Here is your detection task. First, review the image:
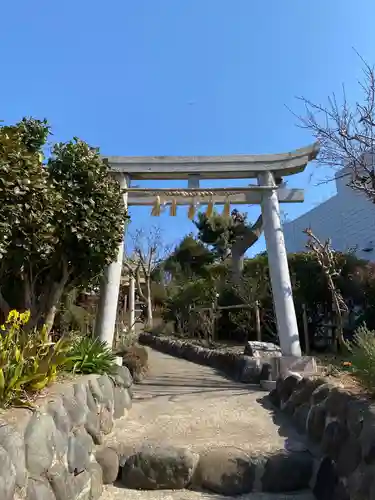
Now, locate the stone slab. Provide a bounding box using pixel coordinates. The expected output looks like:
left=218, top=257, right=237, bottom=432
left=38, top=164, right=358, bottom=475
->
left=244, top=341, right=282, bottom=358
left=276, top=357, right=318, bottom=377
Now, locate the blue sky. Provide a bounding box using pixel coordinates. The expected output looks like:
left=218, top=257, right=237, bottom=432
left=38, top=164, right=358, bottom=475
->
left=1, top=0, right=375, bottom=255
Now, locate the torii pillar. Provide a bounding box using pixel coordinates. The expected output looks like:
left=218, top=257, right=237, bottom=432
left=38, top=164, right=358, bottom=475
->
left=95, top=174, right=129, bottom=347
left=258, top=171, right=301, bottom=357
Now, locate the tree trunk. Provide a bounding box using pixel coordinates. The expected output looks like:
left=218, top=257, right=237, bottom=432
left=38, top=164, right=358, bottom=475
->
left=231, top=252, right=245, bottom=284
left=146, top=277, right=153, bottom=328
left=0, top=289, right=10, bottom=323
left=29, top=261, right=70, bottom=334
left=231, top=215, right=263, bottom=282
left=44, top=274, right=70, bottom=333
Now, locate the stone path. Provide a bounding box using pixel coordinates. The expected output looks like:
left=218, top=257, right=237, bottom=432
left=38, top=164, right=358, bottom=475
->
left=102, top=348, right=314, bottom=500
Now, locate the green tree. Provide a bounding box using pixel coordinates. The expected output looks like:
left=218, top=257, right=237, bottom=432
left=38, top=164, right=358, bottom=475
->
left=194, top=209, right=264, bottom=281
left=0, top=118, right=127, bottom=330
left=194, top=209, right=247, bottom=259
left=163, top=234, right=215, bottom=279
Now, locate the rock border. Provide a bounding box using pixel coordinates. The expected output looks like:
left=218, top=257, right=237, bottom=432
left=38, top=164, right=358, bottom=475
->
left=139, top=333, right=266, bottom=384
left=94, top=442, right=314, bottom=495
left=0, top=365, right=133, bottom=500
left=270, top=374, right=375, bottom=499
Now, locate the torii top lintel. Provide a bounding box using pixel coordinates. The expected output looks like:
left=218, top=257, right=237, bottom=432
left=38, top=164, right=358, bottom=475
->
left=104, top=142, right=319, bottom=181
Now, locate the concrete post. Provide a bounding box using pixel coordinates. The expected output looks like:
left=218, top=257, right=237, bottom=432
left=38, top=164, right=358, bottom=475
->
left=258, top=171, right=301, bottom=357
left=129, top=275, right=135, bottom=334
left=96, top=174, right=129, bottom=347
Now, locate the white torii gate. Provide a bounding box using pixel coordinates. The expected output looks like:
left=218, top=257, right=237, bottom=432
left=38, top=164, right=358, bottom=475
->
left=95, top=143, right=319, bottom=357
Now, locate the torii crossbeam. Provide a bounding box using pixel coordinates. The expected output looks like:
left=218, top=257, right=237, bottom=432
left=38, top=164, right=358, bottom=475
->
left=96, top=143, right=319, bottom=357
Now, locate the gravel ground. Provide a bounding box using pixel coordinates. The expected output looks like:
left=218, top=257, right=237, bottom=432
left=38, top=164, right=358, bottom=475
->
left=101, top=486, right=315, bottom=500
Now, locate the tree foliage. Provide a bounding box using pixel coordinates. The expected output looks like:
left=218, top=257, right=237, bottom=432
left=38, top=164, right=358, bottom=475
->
left=161, top=236, right=375, bottom=349
left=194, top=209, right=249, bottom=259
left=0, top=117, right=128, bottom=329
left=163, top=234, right=215, bottom=279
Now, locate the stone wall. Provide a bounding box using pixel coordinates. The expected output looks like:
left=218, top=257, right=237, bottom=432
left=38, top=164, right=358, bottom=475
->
left=271, top=374, right=375, bottom=499
left=0, top=365, right=133, bottom=500
left=139, top=333, right=266, bottom=383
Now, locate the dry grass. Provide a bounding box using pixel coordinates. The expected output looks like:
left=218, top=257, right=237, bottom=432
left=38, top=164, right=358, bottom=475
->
left=119, top=344, right=149, bottom=382
left=316, top=353, right=371, bottom=397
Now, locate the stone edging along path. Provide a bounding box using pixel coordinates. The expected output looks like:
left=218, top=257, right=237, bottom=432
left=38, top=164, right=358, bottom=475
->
left=138, top=332, right=265, bottom=383
left=0, top=365, right=133, bottom=500
left=273, top=373, right=375, bottom=500
left=138, top=333, right=375, bottom=499
left=131, top=333, right=315, bottom=496
left=104, top=442, right=314, bottom=495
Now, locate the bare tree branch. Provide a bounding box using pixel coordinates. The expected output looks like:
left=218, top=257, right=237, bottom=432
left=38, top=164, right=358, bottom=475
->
left=295, top=55, right=375, bottom=201
left=303, top=228, right=348, bottom=351
left=123, top=226, right=171, bottom=328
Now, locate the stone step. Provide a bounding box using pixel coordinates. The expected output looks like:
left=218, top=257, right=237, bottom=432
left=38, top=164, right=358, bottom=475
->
left=97, top=442, right=315, bottom=497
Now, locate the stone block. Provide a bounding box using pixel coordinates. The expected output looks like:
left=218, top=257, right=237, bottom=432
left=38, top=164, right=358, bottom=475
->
left=261, top=450, right=313, bottom=493
left=88, top=462, right=103, bottom=500
left=0, top=445, right=16, bottom=500
left=95, top=446, right=119, bottom=484
left=26, top=477, right=56, bottom=500
left=0, top=422, right=28, bottom=489
left=312, top=456, right=338, bottom=500
left=192, top=446, right=257, bottom=495
left=311, top=382, right=334, bottom=406
left=67, top=432, right=91, bottom=475
left=278, top=374, right=301, bottom=403
left=321, top=421, right=349, bottom=461
left=244, top=341, right=281, bottom=358
left=47, top=461, right=75, bottom=500
left=112, top=366, right=133, bottom=389
left=293, top=403, right=310, bottom=434
left=276, top=356, right=318, bottom=377
left=121, top=444, right=199, bottom=490
left=24, top=412, right=58, bottom=476
left=307, top=403, right=327, bottom=442
left=290, top=378, right=324, bottom=406
left=336, top=435, right=362, bottom=477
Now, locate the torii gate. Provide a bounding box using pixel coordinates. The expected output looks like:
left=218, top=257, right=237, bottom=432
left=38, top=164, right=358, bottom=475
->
left=95, top=143, right=319, bottom=357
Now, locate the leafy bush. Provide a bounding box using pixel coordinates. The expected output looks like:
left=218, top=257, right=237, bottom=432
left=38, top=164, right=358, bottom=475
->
left=119, top=345, right=149, bottom=382
left=0, top=118, right=128, bottom=331
left=64, top=337, right=117, bottom=375
left=162, top=278, right=216, bottom=331
left=350, top=324, right=375, bottom=393
left=0, top=310, right=70, bottom=408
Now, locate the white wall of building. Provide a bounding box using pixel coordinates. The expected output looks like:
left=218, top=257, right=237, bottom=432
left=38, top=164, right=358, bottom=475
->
left=283, top=169, right=375, bottom=261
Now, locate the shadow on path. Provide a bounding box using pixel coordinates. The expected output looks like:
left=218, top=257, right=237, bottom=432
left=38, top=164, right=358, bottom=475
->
left=256, top=394, right=312, bottom=452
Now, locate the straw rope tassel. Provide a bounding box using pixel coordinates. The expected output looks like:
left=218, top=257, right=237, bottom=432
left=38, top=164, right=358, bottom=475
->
left=205, top=197, right=214, bottom=218
left=188, top=199, right=196, bottom=220
left=170, top=198, right=177, bottom=216
left=222, top=196, right=231, bottom=217
left=151, top=195, right=161, bottom=216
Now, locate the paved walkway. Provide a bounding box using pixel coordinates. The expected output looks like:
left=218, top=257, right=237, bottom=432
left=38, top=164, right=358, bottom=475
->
left=102, top=348, right=314, bottom=500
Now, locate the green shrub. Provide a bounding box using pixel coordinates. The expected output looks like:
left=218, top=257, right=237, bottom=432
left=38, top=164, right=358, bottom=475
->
left=350, top=324, right=375, bottom=393
left=0, top=310, right=70, bottom=408
left=119, top=345, right=149, bottom=382
left=162, top=278, right=217, bottom=334
left=64, top=337, right=117, bottom=375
